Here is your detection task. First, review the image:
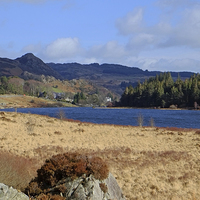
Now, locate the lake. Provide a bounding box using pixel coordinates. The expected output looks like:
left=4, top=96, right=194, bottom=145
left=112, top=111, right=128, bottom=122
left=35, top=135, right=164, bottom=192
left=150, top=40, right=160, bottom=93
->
left=1, top=107, right=200, bottom=129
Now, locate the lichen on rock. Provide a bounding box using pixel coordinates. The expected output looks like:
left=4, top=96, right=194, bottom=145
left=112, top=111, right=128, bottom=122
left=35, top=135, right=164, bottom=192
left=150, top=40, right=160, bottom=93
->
left=0, top=183, right=29, bottom=200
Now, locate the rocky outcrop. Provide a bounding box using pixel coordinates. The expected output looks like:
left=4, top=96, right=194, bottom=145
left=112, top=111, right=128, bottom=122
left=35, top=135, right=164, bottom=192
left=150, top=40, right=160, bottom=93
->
left=26, top=152, right=126, bottom=200
left=0, top=183, right=29, bottom=200
left=30, top=173, right=125, bottom=200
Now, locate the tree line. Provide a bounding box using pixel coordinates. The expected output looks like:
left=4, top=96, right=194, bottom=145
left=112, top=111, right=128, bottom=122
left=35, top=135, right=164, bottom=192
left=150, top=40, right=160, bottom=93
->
left=120, top=72, right=200, bottom=108
left=0, top=76, right=23, bottom=95
left=0, top=76, right=116, bottom=106
left=0, top=76, right=53, bottom=98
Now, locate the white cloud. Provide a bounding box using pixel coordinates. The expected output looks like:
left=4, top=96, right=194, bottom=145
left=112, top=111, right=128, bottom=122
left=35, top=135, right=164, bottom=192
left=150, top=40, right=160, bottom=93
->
left=0, top=46, right=21, bottom=60
left=42, top=37, right=82, bottom=62
left=157, top=6, right=200, bottom=48
left=150, top=22, right=172, bottom=36
left=115, top=1, right=200, bottom=57
left=116, top=8, right=144, bottom=35
left=82, top=57, right=99, bottom=64
left=2, top=0, right=199, bottom=73
left=39, top=39, right=130, bottom=64
left=87, top=41, right=127, bottom=63
left=127, top=33, right=156, bottom=51
left=133, top=58, right=200, bottom=72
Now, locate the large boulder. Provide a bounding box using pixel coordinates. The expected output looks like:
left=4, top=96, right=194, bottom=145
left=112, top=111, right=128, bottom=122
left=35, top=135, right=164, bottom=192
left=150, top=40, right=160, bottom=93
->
left=33, top=173, right=125, bottom=200
left=0, top=183, right=29, bottom=200
left=26, top=152, right=126, bottom=200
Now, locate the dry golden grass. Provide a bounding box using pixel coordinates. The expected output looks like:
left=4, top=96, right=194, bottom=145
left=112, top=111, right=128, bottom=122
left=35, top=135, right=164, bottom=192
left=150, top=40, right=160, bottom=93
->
left=0, top=151, right=39, bottom=191
left=0, top=112, right=200, bottom=199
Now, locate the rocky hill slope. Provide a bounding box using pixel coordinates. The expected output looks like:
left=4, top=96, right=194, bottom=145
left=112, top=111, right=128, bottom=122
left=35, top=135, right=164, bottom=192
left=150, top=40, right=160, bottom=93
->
left=47, top=62, right=196, bottom=96
left=0, top=53, right=196, bottom=96
left=0, top=53, right=62, bottom=79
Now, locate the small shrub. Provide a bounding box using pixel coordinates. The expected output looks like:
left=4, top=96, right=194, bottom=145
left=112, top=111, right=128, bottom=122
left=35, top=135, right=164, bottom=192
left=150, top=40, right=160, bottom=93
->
left=30, top=99, right=35, bottom=103
left=56, top=109, right=65, bottom=120
left=169, top=104, right=177, bottom=109
left=195, top=130, right=200, bottom=135
left=26, top=152, right=109, bottom=197
left=26, top=117, right=35, bottom=134
left=54, top=131, right=62, bottom=135
left=149, top=117, right=155, bottom=127
left=137, top=113, right=143, bottom=127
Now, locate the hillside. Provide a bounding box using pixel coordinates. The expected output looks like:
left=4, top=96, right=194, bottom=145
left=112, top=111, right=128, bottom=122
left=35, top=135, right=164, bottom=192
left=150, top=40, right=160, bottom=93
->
left=0, top=53, right=62, bottom=79
left=48, top=62, right=195, bottom=96
left=0, top=53, right=196, bottom=98
left=0, top=94, right=75, bottom=109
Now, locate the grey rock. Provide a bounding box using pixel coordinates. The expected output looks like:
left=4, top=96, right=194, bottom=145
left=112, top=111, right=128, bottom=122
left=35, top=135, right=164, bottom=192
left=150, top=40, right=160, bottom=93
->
left=105, top=172, right=125, bottom=199
left=0, top=183, right=29, bottom=200
left=48, top=173, right=126, bottom=200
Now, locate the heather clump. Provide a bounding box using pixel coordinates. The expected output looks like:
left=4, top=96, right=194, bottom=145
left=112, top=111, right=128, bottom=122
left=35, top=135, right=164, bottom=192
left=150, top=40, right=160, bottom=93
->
left=25, top=152, right=109, bottom=198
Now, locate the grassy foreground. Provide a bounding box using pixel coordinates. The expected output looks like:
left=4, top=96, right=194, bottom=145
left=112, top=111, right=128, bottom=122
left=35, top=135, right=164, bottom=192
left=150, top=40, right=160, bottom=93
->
left=0, top=111, right=200, bottom=200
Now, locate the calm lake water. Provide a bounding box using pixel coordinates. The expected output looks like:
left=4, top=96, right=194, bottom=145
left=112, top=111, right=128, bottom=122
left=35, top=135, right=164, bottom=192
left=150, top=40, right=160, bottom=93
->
left=1, top=107, right=200, bottom=129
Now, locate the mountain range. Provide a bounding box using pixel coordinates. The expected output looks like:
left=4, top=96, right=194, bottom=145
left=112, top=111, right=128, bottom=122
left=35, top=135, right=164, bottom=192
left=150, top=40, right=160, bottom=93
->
left=0, top=53, right=196, bottom=96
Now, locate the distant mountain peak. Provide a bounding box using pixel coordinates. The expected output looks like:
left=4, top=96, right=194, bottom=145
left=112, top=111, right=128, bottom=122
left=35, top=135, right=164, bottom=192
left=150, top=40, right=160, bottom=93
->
left=16, top=53, right=44, bottom=64
left=14, top=53, right=62, bottom=79
left=16, top=53, right=36, bottom=60
left=22, top=52, right=35, bottom=57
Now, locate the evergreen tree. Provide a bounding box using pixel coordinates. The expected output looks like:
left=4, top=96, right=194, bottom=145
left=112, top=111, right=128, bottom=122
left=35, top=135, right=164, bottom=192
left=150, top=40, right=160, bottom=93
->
left=120, top=72, right=200, bottom=108
left=0, top=76, right=8, bottom=91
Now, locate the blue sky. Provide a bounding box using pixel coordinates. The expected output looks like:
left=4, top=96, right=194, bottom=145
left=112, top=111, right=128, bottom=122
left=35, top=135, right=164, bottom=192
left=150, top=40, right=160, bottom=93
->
left=1, top=0, right=200, bottom=72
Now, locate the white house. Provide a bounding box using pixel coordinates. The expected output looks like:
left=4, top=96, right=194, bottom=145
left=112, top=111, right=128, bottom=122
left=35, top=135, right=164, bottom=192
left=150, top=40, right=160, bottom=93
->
left=105, top=97, right=112, bottom=102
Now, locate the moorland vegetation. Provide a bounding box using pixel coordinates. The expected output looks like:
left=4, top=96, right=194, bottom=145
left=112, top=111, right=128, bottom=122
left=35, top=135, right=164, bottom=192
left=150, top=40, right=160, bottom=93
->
left=1, top=112, right=200, bottom=199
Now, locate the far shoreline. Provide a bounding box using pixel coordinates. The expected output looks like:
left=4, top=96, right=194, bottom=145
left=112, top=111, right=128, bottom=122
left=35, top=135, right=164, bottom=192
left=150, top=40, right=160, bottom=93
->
left=0, top=94, right=197, bottom=111
left=95, top=106, right=196, bottom=111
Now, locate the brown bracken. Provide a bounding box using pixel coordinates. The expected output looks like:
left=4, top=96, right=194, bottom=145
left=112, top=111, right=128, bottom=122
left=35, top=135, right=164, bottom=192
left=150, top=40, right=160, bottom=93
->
left=25, top=152, right=109, bottom=198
